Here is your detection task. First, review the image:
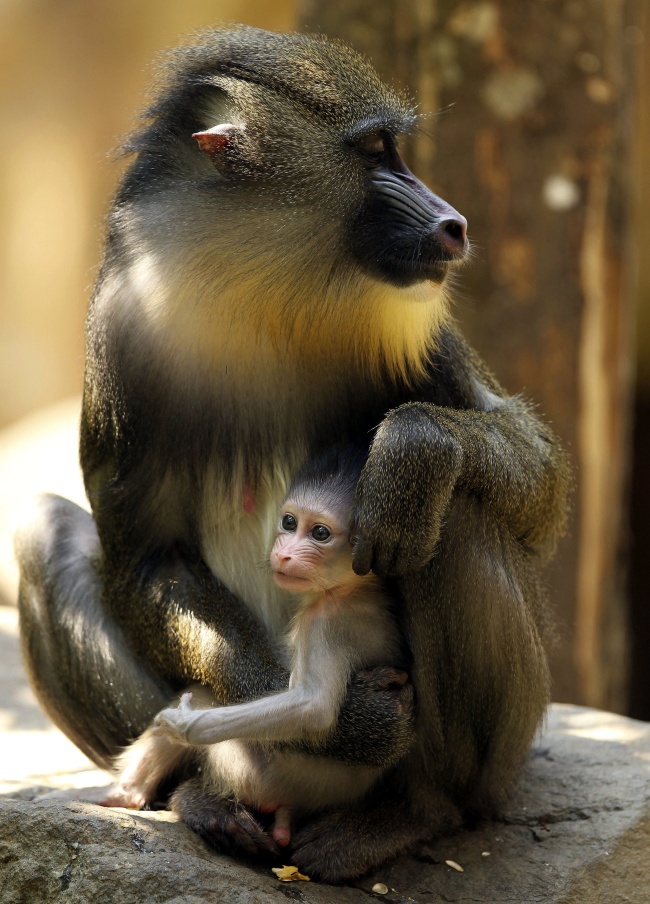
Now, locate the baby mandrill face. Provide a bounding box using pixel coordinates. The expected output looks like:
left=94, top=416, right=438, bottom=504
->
left=270, top=504, right=353, bottom=594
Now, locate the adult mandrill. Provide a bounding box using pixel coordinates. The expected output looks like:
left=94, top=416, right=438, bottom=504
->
left=15, top=26, right=569, bottom=882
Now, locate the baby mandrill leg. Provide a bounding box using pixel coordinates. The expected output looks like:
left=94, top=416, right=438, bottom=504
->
left=272, top=806, right=293, bottom=848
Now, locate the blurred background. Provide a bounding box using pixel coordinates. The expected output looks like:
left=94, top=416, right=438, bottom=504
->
left=0, top=0, right=647, bottom=717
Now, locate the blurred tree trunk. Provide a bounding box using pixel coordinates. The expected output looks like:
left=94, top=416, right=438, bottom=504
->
left=301, top=0, right=639, bottom=712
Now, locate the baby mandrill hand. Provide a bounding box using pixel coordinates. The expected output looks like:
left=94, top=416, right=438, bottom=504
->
left=152, top=692, right=197, bottom=745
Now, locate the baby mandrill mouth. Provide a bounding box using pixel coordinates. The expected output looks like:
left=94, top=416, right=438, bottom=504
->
left=273, top=571, right=315, bottom=591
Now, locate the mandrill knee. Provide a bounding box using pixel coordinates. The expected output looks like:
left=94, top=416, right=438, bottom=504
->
left=14, top=493, right=98, bottom=578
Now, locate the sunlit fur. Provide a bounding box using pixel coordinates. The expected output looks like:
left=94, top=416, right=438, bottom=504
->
left=110, top=187, right=450, bottom=397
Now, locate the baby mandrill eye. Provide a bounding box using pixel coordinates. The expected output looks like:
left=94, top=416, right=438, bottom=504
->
left=281, top=514, right=297, bottom=531
left=310, top=525, right=331, bottom=542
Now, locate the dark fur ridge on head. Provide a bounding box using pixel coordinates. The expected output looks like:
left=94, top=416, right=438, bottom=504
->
left=119, top=26, right=416, bottom=197
left=150, top=25, right=412, bottom=131
left=286, top=446, right=367, bottom=518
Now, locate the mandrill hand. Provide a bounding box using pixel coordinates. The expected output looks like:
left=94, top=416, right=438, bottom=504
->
left=352, top=403, right=463, bottom=577
left=152, top=692, right=197, bottom=745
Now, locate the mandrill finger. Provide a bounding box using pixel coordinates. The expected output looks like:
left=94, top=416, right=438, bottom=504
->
left=351, top=535, right=373, bottom=575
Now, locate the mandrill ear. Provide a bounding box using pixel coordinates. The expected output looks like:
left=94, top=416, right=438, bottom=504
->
left=192, top=123, right=245, bottom=159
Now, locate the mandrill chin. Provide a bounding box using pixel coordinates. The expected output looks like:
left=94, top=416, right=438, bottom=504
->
left=15, top=26, right=569, bottom=882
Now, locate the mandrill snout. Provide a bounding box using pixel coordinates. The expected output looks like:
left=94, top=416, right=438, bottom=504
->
left=434, top=212, right=468, bottom=260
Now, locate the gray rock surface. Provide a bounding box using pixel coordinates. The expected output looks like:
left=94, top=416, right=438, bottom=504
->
left=2, top=600, right=649, bottom=903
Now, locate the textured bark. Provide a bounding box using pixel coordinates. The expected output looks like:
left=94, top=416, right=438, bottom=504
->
left=627, top=3, right=650, bottom=721
left=301, top=0, right=639, bottom=710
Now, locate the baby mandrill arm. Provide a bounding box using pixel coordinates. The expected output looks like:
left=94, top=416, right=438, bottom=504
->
left=154, top=610, right=353, bottom=745
left=154, top=679, right=342, bottom=745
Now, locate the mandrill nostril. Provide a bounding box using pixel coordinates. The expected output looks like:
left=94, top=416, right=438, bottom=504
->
left=438, top=216, right=468, bottom=258
left=444, top=220, right=464, bottom=241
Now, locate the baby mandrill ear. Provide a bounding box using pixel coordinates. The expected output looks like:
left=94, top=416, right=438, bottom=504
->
left=192, top=123, right=244, bottom=159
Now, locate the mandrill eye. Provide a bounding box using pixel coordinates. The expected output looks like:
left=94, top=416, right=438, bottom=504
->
left=357, top=130, right=388, bottom=168
left=310, top=524, right=331, bottom=542
left=281, top=514, right=298, bottom=531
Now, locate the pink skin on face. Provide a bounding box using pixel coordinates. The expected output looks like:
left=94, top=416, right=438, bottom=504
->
left=270, top=504, right=350, bottom=594
left=272, top=570, right=315, bottom=591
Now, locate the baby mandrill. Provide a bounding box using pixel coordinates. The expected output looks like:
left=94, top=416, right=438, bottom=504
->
left=151, top=451, right=406, bottom=847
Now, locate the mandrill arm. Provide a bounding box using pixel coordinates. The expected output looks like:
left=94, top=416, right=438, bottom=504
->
left=352, top=332, right=570, bottom=578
